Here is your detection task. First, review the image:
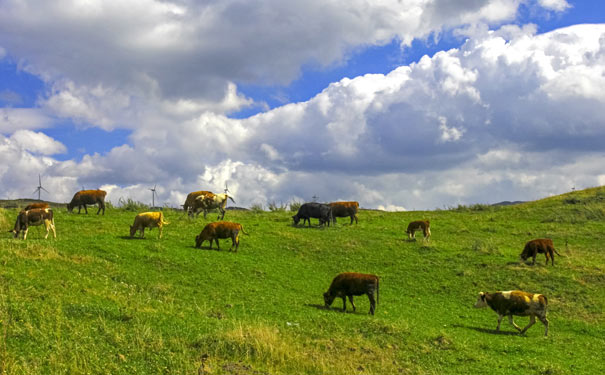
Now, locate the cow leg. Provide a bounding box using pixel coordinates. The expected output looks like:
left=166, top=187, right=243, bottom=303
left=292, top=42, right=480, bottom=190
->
left=23, top=227, right=29, bottom=240
left=538, top=316, right=549, bottom=336
left=354, top=215, right=358, bottom=224
left=520, top=315, right=536, bottom=334
left=159, top=226, right=163, bottom=239
left=44, top=220, right=50, bottom=239
left=140, top=228, right=145, bottom=238
left=203, top=210, right=208, bottom=219
left=50, top=219, right=56, bottom=239
left=496, top=314, right=503, bottom=331
left=341, top=297, right=347, bottom=312
left=509, top=315, right=523, bottom=332
left=367, top=293, right=376, bottom=315
left=347, top=295, right=356, bottom=312
left=532, top=254, right=536, bottom=265
left=215, top=239, right=220, bottom=251
left=97, top=205, right=101, bottom=215
left=219, top=207, right=225, bottom=220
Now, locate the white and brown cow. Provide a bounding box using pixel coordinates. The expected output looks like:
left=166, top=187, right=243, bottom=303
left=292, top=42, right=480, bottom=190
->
left=10, top=208, right=56, bottom=240
left=129, top=211, right=169, bottom=239
left=190, top=193, right=236, bottom=220
left=474, top=290, right=549, bottom=336
left=183, top=190, right=215, bottom=218
left=406, top=220, right=431, bottom=241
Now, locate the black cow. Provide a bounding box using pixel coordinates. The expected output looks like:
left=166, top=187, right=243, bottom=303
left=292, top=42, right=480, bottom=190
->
left=292, top=202, right=332, bottom=227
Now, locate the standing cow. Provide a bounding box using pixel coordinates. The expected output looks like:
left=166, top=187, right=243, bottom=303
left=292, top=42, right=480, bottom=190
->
left=323, top=272, right=379, bottom=315
left=190, top=193, right=236, bottom=220
left=521, top=238, right=561, bottom=266
left=195, top=221, right=248, bottom=251
left=406, top=220, right=431, bottom=241
left=67, top=190, right=107, bottom=215
left=292, top=202, right=332, bottom=227
left=129, top=211, right=169, bottom=239
left=183, top=190, right=215, bottom=218
left=329, top=201, right=359, bottom=225
left=10, top=208, right=56, bottom=240
left=474, top=290, right=549, bottom=336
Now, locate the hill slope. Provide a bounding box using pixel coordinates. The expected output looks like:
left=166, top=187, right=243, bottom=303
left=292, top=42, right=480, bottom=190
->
left=1, top=188, right=604, bottom=374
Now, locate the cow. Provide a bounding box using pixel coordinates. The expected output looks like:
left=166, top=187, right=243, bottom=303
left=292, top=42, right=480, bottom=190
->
left=183, top=191, right=215, bottom=218
left=10, top=208, right=56, bottom=240
left=329, top=201, right=359, bottom=225
left=190, top=193, right=235, bottom=220
left=24, top=202, right=50, bottom=211
left=474, top=290, right=549, bottom=336
left=406, top=220, right=431, bottom=241
left=195, top=221, right=248, bottom=251
left=129, top=211, right=169, bottom=239
left=521, top=238, right=561, bottom=266
left=67, top=190, right=107, bottom=215
left=292, top=202, right=332, bottom=227
left=323, top=272, right=379, bottom=315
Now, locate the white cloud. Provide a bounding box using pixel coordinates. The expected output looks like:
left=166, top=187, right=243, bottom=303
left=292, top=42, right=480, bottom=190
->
left=0, top=108, right=54, bottom=133
left=10, top=130, right=66, bottom=155
left=538, top=0, right=570, bottom=12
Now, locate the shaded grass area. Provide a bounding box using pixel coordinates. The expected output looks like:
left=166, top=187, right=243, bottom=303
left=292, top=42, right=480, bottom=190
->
left=1, top=187, right=605, bottom=374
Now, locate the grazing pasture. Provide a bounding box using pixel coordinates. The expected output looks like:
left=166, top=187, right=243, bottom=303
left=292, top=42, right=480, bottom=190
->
left=1, top=187, right=605, bottom=374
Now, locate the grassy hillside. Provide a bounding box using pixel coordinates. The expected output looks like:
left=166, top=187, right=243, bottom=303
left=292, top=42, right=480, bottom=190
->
left=1, top=187, right=604, bottom=374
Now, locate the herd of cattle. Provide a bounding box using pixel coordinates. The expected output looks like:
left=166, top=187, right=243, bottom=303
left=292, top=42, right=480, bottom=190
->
left=6, top=189, right=562, bottom=336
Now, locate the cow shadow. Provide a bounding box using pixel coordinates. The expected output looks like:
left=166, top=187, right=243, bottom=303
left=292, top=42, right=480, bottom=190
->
left=452, top=324, right=520, bottom=336
left=305, top=303, right=327, bottom=311
left=119, top=235, right=145, bottom=240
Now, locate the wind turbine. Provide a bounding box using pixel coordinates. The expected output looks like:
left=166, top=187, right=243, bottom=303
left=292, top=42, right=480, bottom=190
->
left=149, top=184, right=157, bottom=207
left=33, top=174, right=49, bottom=201
left=224, top=182, right=230, bottom=194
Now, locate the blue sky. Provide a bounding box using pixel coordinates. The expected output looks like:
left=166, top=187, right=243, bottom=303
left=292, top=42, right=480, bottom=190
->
left=1, top=0, right=604, bottom=209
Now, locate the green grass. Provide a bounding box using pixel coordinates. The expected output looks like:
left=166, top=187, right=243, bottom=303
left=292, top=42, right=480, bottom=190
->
left=1, top=187, right=605, bottom=374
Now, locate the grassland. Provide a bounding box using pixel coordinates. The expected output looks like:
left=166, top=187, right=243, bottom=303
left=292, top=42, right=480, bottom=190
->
left=1, top=187, right=604, bottom=374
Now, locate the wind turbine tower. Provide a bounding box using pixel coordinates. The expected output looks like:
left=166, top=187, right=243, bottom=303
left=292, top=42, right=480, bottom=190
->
left=33, top=174, right=49, bottom=201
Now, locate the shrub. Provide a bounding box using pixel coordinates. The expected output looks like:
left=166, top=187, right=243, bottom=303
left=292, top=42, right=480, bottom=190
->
left=117, top=198, right=149, bottom=211
left=289, top=201, right=302, bottom=212
left=250, top=203, right=264, bottom=213
left=268, top=201, right=287, bottom=212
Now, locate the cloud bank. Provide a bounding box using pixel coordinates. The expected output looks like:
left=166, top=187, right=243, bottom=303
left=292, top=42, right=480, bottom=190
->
left=3, top=1, right=602, bottom=210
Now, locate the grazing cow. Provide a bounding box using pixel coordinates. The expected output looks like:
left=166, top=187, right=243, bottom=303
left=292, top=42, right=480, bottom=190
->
left=406, top=220, right=431, bottom=241
left=24, top=202, right=50, bottom=211
left=521, top=238, right=561, bottom=266
left=191, top=193, right=236, bottom=220
left=67, top=190, right=107, bottom=215
left=129, top=212, right=169, bottom=239
left=474, top=290, right=549, bottom=336
left=10, top=208, right=56, bottom=240
left=323, top=272, right=379, bottom=315
left=183, top=191, right=215, bottom=217
left=195, top=221, right=248, bottom=251
left=292, top=202, right=332, bottom=227
left=329, top=201, right=359, bottom=225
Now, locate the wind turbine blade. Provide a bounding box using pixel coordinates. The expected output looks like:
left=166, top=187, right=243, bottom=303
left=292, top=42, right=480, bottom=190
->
left=41, top=187, right=49, bottom=193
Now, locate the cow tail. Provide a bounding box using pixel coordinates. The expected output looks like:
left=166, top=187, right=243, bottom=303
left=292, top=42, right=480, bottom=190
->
left=376, top=277, right=380, bottom=306
left=553, top=247, right=562, bottom=257
left=241, top=226, right=249, bottom=235
left=228, top=195, right=236, bottom=204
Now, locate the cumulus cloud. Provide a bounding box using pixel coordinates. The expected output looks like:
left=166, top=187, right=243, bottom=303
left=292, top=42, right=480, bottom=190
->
left=0, top=108, right=54, bottom=133
left=10, top=130, right=66, bottom=155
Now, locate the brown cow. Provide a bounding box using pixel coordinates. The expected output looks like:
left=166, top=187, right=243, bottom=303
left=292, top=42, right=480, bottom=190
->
left=474, top=290, right=549, bottom=336
left=130, top=212, right=169, bottom=239
left=183, top=191, right=215, bottom=218
left=10, top=208, right=56, bottom=240
left=195, top=221, right=248, bottom=251
left=67, top=190, right=107, bottom=215
left=323, top=272, right=379, bottom=315
left=329, top=201, right=359, bottom=225
left=521, top=238, right=561, bottom=266
left=406, top=220, right=431, bottom=241
left=24, top=202, right=50, bottom=211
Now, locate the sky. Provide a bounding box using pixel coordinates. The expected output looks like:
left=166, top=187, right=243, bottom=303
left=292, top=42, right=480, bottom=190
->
left=1, top=0, right=604, bottom=210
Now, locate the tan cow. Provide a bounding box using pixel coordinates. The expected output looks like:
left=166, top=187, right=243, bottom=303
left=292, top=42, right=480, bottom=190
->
left=474, top=290, right=549, bottom=336
left=183, top=190, right=215, bottom=218
left=67, top=190, right=107, bottom=215
left=195, top=221, right=248, bottom=251
left=323, top=272, right=379, bottom=315
left=129, top=211, right=169, bottom=239
left=406, top=220, right=431, bottom=241
left=191, top=193, right=236, bottom=220
left=10, top=208, right=56, bottom=240
left=328, top=201, right=359, bottom=225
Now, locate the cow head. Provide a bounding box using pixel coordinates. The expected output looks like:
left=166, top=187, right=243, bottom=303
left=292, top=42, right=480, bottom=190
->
left=474, top=292, right=488, bottom=308
left=67, top=203, right=74, bottom=213
left=292, top=215, right=300, bottom=225
left=195, top=234, right=202, bottom=248
left=323, top=292, right=335, bottom=308
left=129, top=225, right=136, bottom=237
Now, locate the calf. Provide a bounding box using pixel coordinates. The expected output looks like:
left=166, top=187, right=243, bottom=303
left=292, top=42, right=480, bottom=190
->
left=24, top=202, right=50, bottom=211
left=292, top=202, right=332, bottom=227
left=406, top=220, right=431, bottom=241
left=195, top=221, right=248, bottom=251
left=329, top=201, right=359, bottom=225
left=10, top=208, right=56, bottom=240
left=474, top=290, right=549, bottom=336
left=323, top=272, right=379, bottom=315
left=129, top=212, right=169, bottom=239
left=67, top=189, right=107, bottom=215
left=521, top=238, right=561, bottom=266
